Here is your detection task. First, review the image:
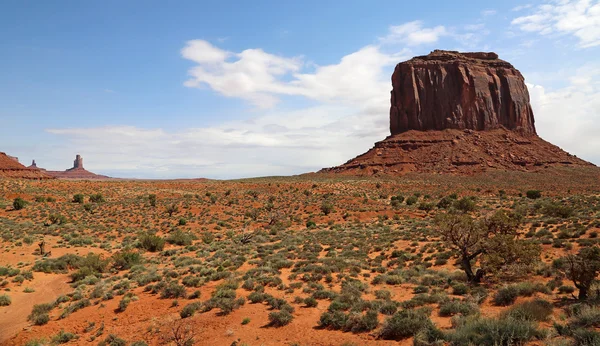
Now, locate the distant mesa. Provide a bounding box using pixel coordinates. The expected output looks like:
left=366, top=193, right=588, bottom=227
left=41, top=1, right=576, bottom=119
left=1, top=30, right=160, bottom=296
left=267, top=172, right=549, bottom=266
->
left=321, top=50, right=594, bottom=175
left=0, top=152, right=53, bottom=179
left=30, top=154, right=110, bottom=180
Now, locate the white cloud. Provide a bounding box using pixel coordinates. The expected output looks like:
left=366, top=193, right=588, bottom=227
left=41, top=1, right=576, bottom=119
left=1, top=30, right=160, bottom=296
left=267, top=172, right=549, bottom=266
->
left=379, top=21, right=448, bottom=46
left=481, top=9, right=497, bottom=16
left=512, top=0, right=600, bottom=47
left=45, top=103, right=389, bottom=178
left=528, top=65, right=600, bottom=165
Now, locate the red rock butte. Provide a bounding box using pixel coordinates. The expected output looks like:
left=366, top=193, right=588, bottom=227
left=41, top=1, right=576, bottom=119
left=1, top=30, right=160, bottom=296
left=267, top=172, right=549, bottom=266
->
left=0, top=152, right=53, bottom=179
left=390, top=50, right=536, bottom=135
left=321, top=50, right=594, bottom=175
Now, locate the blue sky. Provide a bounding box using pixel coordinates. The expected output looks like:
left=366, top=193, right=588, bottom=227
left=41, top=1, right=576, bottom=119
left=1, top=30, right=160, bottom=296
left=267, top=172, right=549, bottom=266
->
left=1, top=0, right=599, bottom=178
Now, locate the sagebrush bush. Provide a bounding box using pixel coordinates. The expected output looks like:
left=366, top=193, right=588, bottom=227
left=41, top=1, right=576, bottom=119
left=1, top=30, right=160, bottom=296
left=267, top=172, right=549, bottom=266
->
left=138, top=233, right=165, bottom=252
left=502, top=299, right=553, bottom=322
left=0, top=294, right=11, bottom=306
left=439, top=300, right=479, bottom=317
left=378, top=309, right=434, bottom=340
left=447, top=316, right=545, bottom=345
left=268, top=310, right=293, bottom=327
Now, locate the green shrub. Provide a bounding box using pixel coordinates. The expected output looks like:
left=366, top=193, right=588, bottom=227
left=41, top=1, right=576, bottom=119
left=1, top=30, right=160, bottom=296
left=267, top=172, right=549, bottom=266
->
left=502, top=299, right=553, bottom=322
left=447, top=316, right=545, bottom=346
left=452, top=283, right=469, bottom=296
left=89, top=193, right=105, bottom=203
left=166, top=230, right=193, bottom=246
left=51, top=330, right=77, bottom=344
left=493, top=286, right=519, bottom=306
left=117, top=297, right=130, bottom=312
left=378, top=309, right=434, bottom=340
left=321, top=202, right=334, bottom=215
left=526, top=190, right=542, bottom=199
left=138, top=233, right=165, bottom=252
left=160, top=283, right=186, bottom=299
left=112, top=251, right=142, bottom=270
left=304, top=297, right=318, bottom=307
left=13, top=197, right=27, bottom=210
left=100, top=335, right=127, bottom=346
left=453, top=197, right=476, bottom=213
left=439, top=300, right=478, bottom=317
left=572, top=328, right=600, bottom=346
left=406, top=196, right=418, bottom=206
left=268, top=310, right=293, bottom=327
left=0, top=294, right=10, bottom=306
left=180, top=302, right=202, bottom=318
left=72, top=194, right=85, bottom=203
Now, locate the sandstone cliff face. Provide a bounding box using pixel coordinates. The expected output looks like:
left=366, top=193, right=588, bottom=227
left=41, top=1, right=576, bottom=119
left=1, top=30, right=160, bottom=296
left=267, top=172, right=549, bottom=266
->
left=390, top=50, right=536, bottom=135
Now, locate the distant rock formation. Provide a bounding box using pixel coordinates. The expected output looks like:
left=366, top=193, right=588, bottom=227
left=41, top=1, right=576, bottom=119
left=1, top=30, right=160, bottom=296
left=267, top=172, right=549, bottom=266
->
left=321, top=50, right=594, bottom=175
left=0, top=152, right=52, bottom=179
left=390, top=50, right=536, bottom=135
left=45, top=154, right=110, bottom=180
left=69, top=155, right=83, bottom=170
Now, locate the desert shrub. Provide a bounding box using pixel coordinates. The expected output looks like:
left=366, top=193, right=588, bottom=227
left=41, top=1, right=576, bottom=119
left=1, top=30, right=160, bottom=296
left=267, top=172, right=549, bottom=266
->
left=526, top=190, right=542, bottom=199
left=268, top=310, right=294, bottom=327
left=180, top=302, right=202, bottom=318
left=502, top=299, right=553, bottom=322
left=569, top=305, right=600, bottom=328
left=99, top=335, right=127, bottom=346
left=138, top=233, right=165, bottom=252
left=437, top=196, right=453, bottom=209
left=148, top=194, right=157, bottom=207
left=51, top=330, right=77, bottom=344
left=391, top=195, right=405, bottom=208
left=319, top=310, right=349, bottom=330
left=344, top=310, right=379, bottom=333
left=161, top=283, right=186, bottom=299
left=452, top=283, right=469, bottom=296
left=493, top=286, right=519, bottom=306
left=439, top=300, right=479, bottom=317
left=453, top=197, right=477, bottom=213
left=542, top=202, right=574, bottom=218
left=418, top=202, right=435, bottom=212
left=304, top=297, right=318, bottom=307
left=374, top=290, right=392, bottom=300
left=0, top=294, right=10, bottom=306
left=572, top=328, right=600, bottom=346
left=378, top=309, right=435, bottom=340
left=89, top=193, right=105, bottom=203
left=447, top=316, right=545, bottom=346
left=321, top=201, right=334, bottom=215
left=165, top=203, right=179, bottom=216
left=167, top=230, right=194, bottom=246
left=49, top=214, right=68, bottom=225
left=178, top=218, right=187, bottom=226
left=248, top=291, right=268, bottom=304
left=117, top=297, right=130, bottom=312
left=181, top=275, right=202, bottom=288
left=13, top=197, right=27, bottom=210
left=379, top=301, right=398, bottom=315
left=558, top=285, right=576, bottom=294
left=72, top=194, right=85, bottom=203
left=112, top=251, right=142, bottom=270
left=406, top=196, right=418, bottom=206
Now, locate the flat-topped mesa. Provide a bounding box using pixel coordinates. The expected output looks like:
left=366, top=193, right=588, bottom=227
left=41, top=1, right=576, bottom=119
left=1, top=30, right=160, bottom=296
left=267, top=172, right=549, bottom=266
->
left=390, top=50, right=536, bottom=136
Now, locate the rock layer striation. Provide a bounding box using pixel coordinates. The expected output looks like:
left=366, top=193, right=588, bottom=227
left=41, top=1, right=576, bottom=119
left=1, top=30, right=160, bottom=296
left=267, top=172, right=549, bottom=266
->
left=390, top=50, right=536, bottom=135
